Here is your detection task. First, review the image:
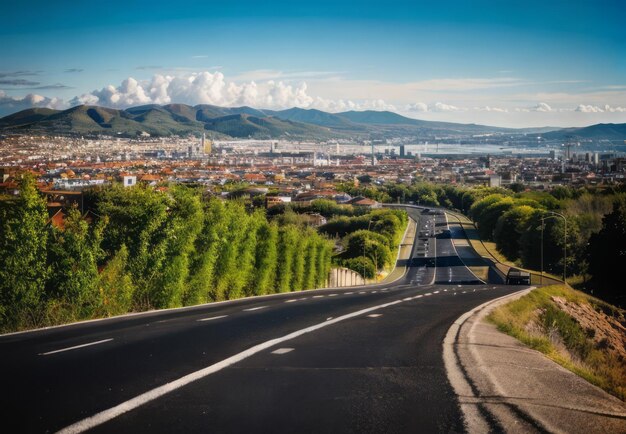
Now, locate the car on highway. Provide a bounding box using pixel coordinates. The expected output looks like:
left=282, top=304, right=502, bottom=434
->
left=506, top=268, right=531, bottom=285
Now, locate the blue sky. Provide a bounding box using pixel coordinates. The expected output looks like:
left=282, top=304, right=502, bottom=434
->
left=1, top=0, right=625, bottom=127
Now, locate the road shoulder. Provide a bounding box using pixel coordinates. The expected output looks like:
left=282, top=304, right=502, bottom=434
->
left=444, top=288, right=626, bottom=433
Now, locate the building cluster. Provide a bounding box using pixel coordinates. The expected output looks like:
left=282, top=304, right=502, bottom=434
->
left=1, top=134, right=625, bottom=225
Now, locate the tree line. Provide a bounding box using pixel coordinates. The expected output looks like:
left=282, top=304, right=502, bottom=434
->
left=268, top=200, right=408, bottom=280
left=338, top=181, right=626, bottom=306
left=0, top=175, right=333, bottom=332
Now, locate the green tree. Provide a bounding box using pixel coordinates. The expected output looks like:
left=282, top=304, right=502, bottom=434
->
left=95, top=185, right=169, bottom=308
left=587, top=199, right=626, bottom=307
left=341, top=256, right=376, bottom=279
left=291, top=234, right=307, bottom=291
left=302, top=233, right=319, bottom=289
left=186, top=199, right=227, bottom=304
left=276, top=225, right=298, bottom=292
left=493, top=205, right=535, bottom=260
left=251, top=222, right=279, bottom=295
left=0, top=174, right=49, bottom=330
left=96, top=244, right=135, bottom=317
left=152, top=187, right=203, bottom=308
left=47, top=206, right=105, bottom=317
left=476, top=197, right=515, bottom=240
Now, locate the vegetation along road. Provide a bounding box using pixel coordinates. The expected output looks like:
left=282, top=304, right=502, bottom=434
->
left=0, top=205, right=536, bottom=433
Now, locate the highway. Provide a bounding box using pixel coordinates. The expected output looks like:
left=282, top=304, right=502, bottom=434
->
left=0, top=206, right=523, bottom=433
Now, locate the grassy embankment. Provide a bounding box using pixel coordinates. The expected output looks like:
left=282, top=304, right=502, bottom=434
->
left=488, top=285, right=626, bottom=400
left=446, top=211, right=561, bottom=285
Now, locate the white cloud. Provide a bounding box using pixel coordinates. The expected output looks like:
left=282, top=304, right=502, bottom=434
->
left=473, top=106, right=508, bottom=113
left=432, top=102, right=463, bottom=112
left=406, top=102, right=428, bottom=112
left=0, top=90, right=65, bottom=115
left=532, top=102, right=554, bottom=112
left=65, top=71, right=397, bottom=113
left=575, top=104, right=626, bottom=113
left=405, top=102, right=465, bottom=112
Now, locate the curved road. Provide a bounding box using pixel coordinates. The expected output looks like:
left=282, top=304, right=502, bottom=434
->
left=0, top=206, right=524, bottom=433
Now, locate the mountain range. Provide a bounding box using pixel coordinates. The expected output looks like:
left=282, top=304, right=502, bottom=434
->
left=0, top=104, right=624, bottom=142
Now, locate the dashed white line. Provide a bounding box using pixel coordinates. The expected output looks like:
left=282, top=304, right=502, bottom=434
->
left=313, top=295, right=324, bottom=299
left=284, top=299, right=297, bottom=303
left=39, top=338, right=114, bottom=356
left=433, top=291, right=440, bottom=294
left=358, top=291, right=366, bottom=294
left=57, top=295, right=409, bottom=434
left=403, top=297, right=412, bottom=301
left=328, top=294, right=338, bottom=297
left=197, top=315, right=228, bottom=322
left=326, top=317, right=333, bottom=321
left=371, top=290, right=378, bottom=294
left=367, top=314, right=382, bottom=318
left=345, top=292, right=354, bottom=295
left=425, top=293, right=432, bottom=296
left=414, top=295, right=423, bottom=299
left=243, top=306, right=267, bottom=311
left=271, top=348, right=294, bottom=355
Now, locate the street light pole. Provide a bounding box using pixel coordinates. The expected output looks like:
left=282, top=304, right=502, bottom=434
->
left=539, top=216, right=543, bottom=285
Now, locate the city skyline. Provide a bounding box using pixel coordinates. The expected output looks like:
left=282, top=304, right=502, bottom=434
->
left=1, top=0, right=625, bottom=127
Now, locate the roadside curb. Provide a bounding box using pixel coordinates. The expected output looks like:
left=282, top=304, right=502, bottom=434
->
left=444, top=288, right=626, bottom=433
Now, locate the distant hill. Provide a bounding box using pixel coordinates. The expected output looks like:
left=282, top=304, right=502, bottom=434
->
left=1, top=103, right=621, bottom=141
left=338, top=110, right=421, bottom=125
left=265, top=107, right=362, bottom=130
left=540, top=123, right=626, bottom=142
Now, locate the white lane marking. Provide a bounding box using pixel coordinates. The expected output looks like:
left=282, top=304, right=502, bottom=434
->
left=368, top=314, right=382, bottom=318
left=313, top=295, right=324, bottom=298
left=345, top=292, right=354, bottom=295
left=39, top=339, right=114, bottom=356
left=403, top=297, right=412, bottom=301
left=371, top=290, right=378, bottom=294
left=414, top=295, right=423, bottom=299
left=433, top=291, right=440, bottom=294
left=328, top=294, right=338, bottom=297
left=298, top=297, right=308, bottom=301
left=326, top=317, right=333, bottom=321
left=197, top=315, right=228, bottom=322
left=243, top=306, right=267, bottom=312
left=57, top=296, right=407, bottom=434
left=425, top=293, right=432, bottom=296
left=271, top=348, right=294, bottom=355
left=358, top=291, right=366, bottom=294
left=462, top=291, right=467, bottom=294
left=284, top=299, right=297, bottom=303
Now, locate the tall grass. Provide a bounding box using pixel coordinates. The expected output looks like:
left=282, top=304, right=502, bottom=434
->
left=487, top=285, right=625, bottom=400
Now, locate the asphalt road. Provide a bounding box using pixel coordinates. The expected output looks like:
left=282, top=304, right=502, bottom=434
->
left=1, top=206, right=523, bottom=434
